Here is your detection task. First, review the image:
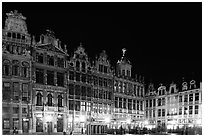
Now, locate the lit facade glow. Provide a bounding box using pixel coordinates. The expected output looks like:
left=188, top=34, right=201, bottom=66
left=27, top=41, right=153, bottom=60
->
left=2, top=10, right=202, bottom=135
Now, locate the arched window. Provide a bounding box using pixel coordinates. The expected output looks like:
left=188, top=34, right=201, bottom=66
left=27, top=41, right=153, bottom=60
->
left=12, top=60, right=19, bottom=76
left=190, top=80, right=196, bottom=89
left=47, top=93, right=53, bottom=106
left=3, top=59, right=10, bottom=76
left=76, top=61, right=80, bottom=71
left=36, top=92, right=43, bottom=106
left=22, top=62, right=29, bottom=77
left=58, top=95, right=63, bottom=107
left=47, top=55, right=54, bottom=66
left=82, top=62, right=86, bottom=72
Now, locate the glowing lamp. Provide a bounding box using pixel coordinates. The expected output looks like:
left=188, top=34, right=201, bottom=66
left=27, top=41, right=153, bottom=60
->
left=105, top=117, right=110, bottom=123
left=46, top=115, right=52, bottom=122
left=80, top=115, right=86, bottom=122
left=126, top=118, right=131, bottom=124
left=144, top=120, right=148, bottom=125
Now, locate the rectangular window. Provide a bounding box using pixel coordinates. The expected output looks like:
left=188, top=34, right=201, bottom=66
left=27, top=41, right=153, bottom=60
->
left=104, top=66, right=108, bottom=73
left=162, top=98, right=165, bottom=106
left=93, top=76, right=98, bottom=86
left=22, top=83, right=29, bottom=102
left=179, top=96, right=183, bottom=103
left=99, top=64, right=103, bottom=72
left=149, top=110, right=152, bottom=117
left=158, top=109, right=161, bottom=117
left=195, top=93, right=199, bottom=101
left=76, top=72, right=80, bottom=82
left=146, top=111, right=148, bottom=118
left=153, top=99, right=156, bottom=107
left=69, top=84, right=74, bottom=95
left=99, top=78, right=103, bottom=87
left=128, top=99, right=132, bottom=110
left=189, top=106, right=193, bottom=115
left=146, top=100, right=148, bottom=108
left=119, top=98, right=122, bottom=108
left=99, top=103, right=103, bottom=113
left=82, top=74, right=86, bottom=83
left=195, top=105, right=199, bottom=114
left=36, top=53, right=43, bottom=63
left=22, top=108, right=27, bottom=113
left=123, top=98, right=126, bottom=109
left=81, top=86, right=86, bottom=97
left=104, top=79, right=108, bottom=87
left=150, top=100, right=152, bottom=107
left=158, top=99, right=161, bottom=106
left=47, top=70, right=54, bottom=85
left=3, top=119, right=10, bottom=129
left=184, top=94, right=188, bottom=103
left=47, top=55, right=54, bottom=66
left=87, top=102, right=91, bottom=112
left=57, top=72, right=64, bottom=87
left=13, top=107, right=19, bottom=113
left=75, top=101, right=80, bottom=111
left=115, top=97, right=118, bottom=108
left=133, top=100, right=136, bottom=110
left=36, top=68, right=44, bottom=84
left=81, top=102, right=86, bottom=111
left=57, top=58, right=64, bottom=68
left=140, top=101, right=143, bottom=111
left=69, top=71, right=74, bottom=80
left=69, top=100, right=74, bottom=110
left=162, top=109, right=165, bottom=116
left=137, top=100, right=139, bottom=110
left=153, top=110, right=155, bottom=117
left=184, top=107, right=188, bottom=115
left=179, top=107, right=182, bottom=115
left=13, top=82, right=19, bottom=101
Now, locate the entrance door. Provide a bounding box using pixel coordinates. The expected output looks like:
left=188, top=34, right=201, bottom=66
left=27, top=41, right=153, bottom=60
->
left=47, top=122, right=52, bottom=134
left=57, top=118, right=63, bottom=132
left=22, top=121, right=29, bottom=133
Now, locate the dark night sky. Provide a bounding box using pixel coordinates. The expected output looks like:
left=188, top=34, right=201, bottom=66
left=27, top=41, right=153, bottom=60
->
left=2, top=2, right=202, bottom=86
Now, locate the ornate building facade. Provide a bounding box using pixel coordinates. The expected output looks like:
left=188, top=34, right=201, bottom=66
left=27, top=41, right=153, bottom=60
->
left=2, top=10, right=32, bottom=134
left=2, top=10, right=202, bottom=135
left=145, top=80, right=202, bottom=134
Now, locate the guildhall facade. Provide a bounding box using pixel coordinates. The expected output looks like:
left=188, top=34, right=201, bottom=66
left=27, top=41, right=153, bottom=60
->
left=2, top=10, right=202, bottom=135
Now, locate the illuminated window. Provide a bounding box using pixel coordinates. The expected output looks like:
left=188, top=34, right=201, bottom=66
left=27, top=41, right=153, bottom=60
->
left=22, top=83, right=29, bottom=102
left=184, top=94, right=188, bottom=103
left=189, top=106, right=193, bottom=115
left=3, top=119, right=9, bottom=129
left=195, top=105, right=199, bottom=114
left=189, top=94, right=193, bottom=102
left=123, top=98, right=126, bottom=109
left=87, top=102, right=91, bottom=112
left=13, top=82, right=19, bottom=101
left=81, top=102, right=86, bottom=111
left=195, top=93, right=199, bottom=101
left=179, top=107, right=182, bottom=115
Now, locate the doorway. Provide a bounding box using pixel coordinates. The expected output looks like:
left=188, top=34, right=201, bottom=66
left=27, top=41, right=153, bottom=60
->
left=47, top=122, right=52, bottom=134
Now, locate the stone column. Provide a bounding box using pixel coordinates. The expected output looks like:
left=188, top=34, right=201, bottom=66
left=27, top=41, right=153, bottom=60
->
left=63, top=112, right=67, bottom=132
left=18, top=83, right=23, bottom=134
left=33, top=115, right=36, bottom=133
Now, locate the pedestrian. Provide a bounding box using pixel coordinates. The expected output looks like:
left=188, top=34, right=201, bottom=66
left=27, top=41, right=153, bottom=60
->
left=13, top=127, right=17, bottom=135
left=70, top=131, right=73, bottom=135
left=81, top=128, right=83, bottom=134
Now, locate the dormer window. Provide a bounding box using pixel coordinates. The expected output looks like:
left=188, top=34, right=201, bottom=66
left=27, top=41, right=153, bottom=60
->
left=171, top=87, right=175, bottom=94
left=182, top=82, right=188, bottom=91
left=190, top=80, right=196, bottom=89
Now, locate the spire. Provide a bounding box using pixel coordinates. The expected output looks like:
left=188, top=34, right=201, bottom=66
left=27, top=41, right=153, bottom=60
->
left=122, top=48, right=127, bottom=57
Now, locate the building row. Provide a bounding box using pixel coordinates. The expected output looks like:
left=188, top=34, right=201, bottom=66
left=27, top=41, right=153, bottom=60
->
left=2, top=10, right=202, bottom=135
